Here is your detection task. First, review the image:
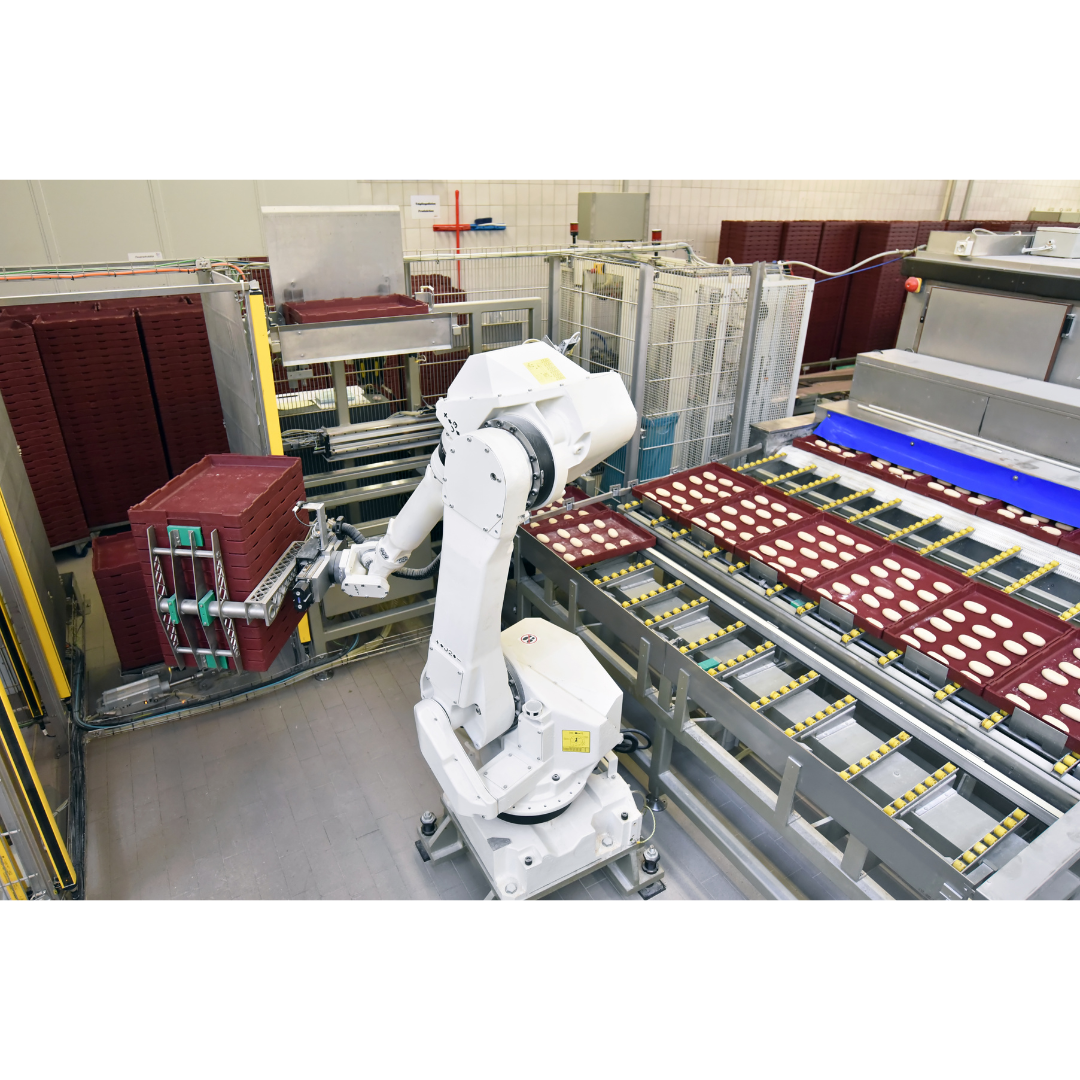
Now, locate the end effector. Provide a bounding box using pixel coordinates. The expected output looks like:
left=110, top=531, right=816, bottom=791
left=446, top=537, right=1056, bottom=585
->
left=290, top=502, right=437, bottom=614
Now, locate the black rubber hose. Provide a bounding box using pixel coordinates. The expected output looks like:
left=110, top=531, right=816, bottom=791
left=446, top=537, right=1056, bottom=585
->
left=392, top=552, right=441, bottom=579
left=332, top=521, right=365, bottom=544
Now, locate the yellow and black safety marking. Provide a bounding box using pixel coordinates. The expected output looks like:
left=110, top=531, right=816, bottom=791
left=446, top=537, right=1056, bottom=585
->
left=0, top=685, right=75, bottom=892
left=838, top=728, right=909, bottom=776
left=952, top=807, right=1026, bottom=871
left=785, top=694, right=857, bottom=737
left=961, top=544, right=1021, bottom=576
left=1003, top=559, right=1060, bottom=595
left=0, top=837, right=27, bottom=901
left=846, top=498, right=898, bottom=524
left=883, top=760, right=957, bottom=817
left=0, top=590, right=44, bottom=720
left=885, top=514, right=942, bottom=540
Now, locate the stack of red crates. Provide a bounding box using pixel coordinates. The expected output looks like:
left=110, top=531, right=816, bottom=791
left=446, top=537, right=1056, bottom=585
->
left=801, top=221, right=861, bottom=366
left=280, top=294, right=428, bottom=323
left=136, top=296, right=229, bottom=475
left=91, top=531, right=162, bottom=671
left=128, top=454, right=308, bottom=672
left=0, top=318, right=89, bottom=546
left=837, top=221, right=921, bottom=358
left=717, top=220, right=784, bottom=263
left=32, top=309, right=170, bottom=528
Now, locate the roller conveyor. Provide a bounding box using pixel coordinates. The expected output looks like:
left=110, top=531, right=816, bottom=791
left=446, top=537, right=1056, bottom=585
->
left=509, top=442, right=1080, bottom=898
left=607, top=446, right=1080, bottom=815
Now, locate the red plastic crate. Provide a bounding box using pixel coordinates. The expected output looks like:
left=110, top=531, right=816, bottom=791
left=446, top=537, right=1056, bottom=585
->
left=883, top=584, right=1068, bottom=695
left=740, top=513, right=886, bottom=590
left=717, top=221, right=784, bottom=264
left=792, top=434, right=873, bottom=469
left=984, top=630, right=1080, bottom=752
left=812, top=545, right=971, bottom=638
left=679, top=486, right=815, bottom=555
left=128, top=455, right=307, bottom=671
left=977, top=503, right=1074, bottom=545
left=281, top=294, right=429, bottom=324
left=522, top=486, right=654, bottom=568
left=632, top=463, right=757, bottom=518
left=92, top=532, right=163, bottom=670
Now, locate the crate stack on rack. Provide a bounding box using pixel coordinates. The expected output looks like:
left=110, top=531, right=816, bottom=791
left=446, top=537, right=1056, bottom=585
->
left=32, top=309, right=170, bottom=529
left=136, top=297, right=229, bottom=475
left=128, top=454, right=308, bottom=672
left=91, top=531, right=162, bottom=671
left=0, top=317, right=88, bottom=546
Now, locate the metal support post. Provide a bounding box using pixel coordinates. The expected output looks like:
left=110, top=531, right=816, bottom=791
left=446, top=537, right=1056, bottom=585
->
left=330, top=360, right=360, bottom=520
left=774, top=756, right=802, bottom=828
left=547, top=255, right=560, bottom=340
left=729, top=260, right=766, bottom=455
left=331, top=359, right=350, bottom=428
left=469, top=313, right=482, bottom=357
left=624, top=263, right=654, bottom=486
left=406, top=354, right=422, bottom=412
left=647, top=722, right=673, bottom=813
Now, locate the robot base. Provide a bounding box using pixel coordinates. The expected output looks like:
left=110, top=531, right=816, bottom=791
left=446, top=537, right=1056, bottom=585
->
left=417, top=770, right=665, bottom=900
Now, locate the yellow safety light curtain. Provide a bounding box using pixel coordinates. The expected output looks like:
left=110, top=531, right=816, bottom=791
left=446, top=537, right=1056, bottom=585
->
left=0, top=487, right=70, bottom=699
left=0, top=682, right=75, bottom=891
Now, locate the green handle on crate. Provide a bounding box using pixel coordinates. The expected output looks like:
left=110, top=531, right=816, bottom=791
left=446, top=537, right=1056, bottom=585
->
left=168, top=525, right=203, bottom=548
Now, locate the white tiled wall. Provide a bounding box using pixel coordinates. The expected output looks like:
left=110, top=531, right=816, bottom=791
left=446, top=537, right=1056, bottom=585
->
left=6, top=179, right=1080, bottom=266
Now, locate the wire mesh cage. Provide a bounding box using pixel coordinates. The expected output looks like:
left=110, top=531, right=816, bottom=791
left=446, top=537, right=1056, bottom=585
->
left=405, top=253, right=555, bottom=404
left=557, top=254, right=811, bottom=487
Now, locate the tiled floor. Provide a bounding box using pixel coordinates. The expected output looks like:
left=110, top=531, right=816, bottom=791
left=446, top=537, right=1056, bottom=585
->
left=84, top=643, right=755, bottom=901
left=70, top=541, right=837, bottom=902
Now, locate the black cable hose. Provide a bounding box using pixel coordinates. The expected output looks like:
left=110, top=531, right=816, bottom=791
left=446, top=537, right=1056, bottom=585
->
left=332, top=521, right=366, bottom=545
left=392, top=551, right=441, bottom=579
left=614, top=727, right=653, bottom=754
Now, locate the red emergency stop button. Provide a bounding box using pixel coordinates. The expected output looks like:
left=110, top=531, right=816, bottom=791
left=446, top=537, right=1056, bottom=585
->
left=905, top=276, right=922, bottom=293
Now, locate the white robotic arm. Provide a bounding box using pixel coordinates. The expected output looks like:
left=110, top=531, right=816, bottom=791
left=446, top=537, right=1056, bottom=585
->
left=332, top=343, right=641, bottom=890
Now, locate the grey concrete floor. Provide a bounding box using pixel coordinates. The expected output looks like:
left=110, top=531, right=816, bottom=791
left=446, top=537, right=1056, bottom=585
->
left=83, top=643, right=751, bottom=900
left=63, top=542, right=832, bottom=901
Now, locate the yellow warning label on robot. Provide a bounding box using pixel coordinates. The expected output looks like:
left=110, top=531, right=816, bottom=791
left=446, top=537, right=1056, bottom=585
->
left=524, top=356, right=564, bottom=385
left=562, top=729, right=591, bottom=753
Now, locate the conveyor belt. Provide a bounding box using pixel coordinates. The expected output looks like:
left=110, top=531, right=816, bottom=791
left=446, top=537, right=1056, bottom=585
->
left=513, top=533, right=1063, bottom=901
left=612, top=447, right=1080, bottom=812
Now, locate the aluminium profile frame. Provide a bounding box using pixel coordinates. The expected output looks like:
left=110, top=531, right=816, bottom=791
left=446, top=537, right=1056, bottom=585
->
left=513, top=530, right=1060, bottom=901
